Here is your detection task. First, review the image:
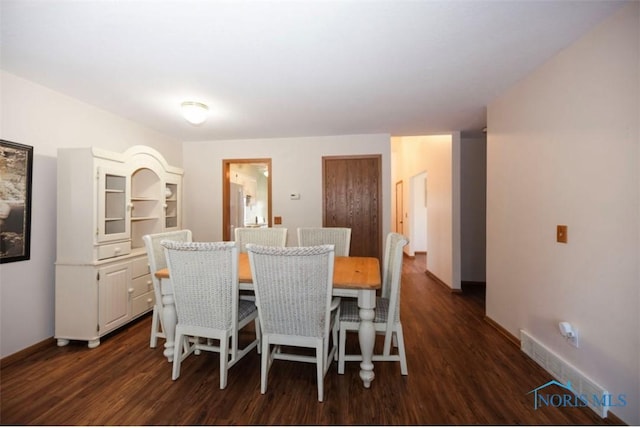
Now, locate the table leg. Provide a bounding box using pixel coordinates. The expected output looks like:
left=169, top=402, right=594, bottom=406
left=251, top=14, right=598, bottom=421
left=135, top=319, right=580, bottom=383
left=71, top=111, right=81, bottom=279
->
left=358, top=290, right=377, bottom=388
left=160, top=279, right=177, bottom=363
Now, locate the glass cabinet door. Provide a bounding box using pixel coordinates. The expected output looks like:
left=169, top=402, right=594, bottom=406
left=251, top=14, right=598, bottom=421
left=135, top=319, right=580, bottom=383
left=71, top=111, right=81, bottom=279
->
left=97, top=166, right=130, bottom=243
left=164, top=182, right=179, bottom=229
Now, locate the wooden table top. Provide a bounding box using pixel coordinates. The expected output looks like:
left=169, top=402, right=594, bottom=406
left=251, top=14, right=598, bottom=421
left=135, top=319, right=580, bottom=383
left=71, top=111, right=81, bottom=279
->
left=155, top=253, right=380, bottom=290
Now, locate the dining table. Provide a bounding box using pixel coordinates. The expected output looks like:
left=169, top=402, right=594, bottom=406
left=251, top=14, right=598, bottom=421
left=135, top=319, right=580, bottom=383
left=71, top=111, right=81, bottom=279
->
left=155, top=253, right=381, bottom=388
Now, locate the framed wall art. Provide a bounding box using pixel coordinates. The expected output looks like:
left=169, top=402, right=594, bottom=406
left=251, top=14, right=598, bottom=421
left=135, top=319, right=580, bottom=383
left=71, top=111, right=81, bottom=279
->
left=0, top=139, right=33, bottom=263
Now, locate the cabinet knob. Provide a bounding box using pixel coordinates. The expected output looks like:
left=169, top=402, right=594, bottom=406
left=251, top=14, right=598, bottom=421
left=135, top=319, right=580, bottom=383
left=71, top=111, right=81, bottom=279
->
left=128, top=288, right=134, bottom=294
left=114, top=247, right=121, bottom=254
left=147, top=298, right=153, bottom=303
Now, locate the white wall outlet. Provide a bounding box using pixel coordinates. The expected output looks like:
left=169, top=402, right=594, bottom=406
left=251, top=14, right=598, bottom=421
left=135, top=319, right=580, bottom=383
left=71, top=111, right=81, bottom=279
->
left=558, top=322, right=579, bottom=348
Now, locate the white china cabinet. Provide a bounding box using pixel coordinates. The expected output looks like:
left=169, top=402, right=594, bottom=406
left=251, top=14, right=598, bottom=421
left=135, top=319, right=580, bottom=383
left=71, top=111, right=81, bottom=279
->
left=55, top=146, right=183, bottom=348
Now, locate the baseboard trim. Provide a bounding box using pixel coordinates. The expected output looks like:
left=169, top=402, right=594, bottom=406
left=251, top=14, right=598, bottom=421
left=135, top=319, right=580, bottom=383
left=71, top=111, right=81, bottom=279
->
left=404, top=251, right=425, bottom=259
left=604, top=411, right=626, bottom=425
left=484, top=316, right=521, bottom=348
left=1, top=337, right=56, bottom=369
left=461, top=280, right=486, bottom=287
left=425, top=269, right=462, bottom=294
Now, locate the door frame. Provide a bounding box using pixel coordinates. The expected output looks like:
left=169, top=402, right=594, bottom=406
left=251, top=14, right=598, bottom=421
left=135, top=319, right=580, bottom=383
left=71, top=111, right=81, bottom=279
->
left=222, top=158, right=272, bottom=241
left=395, top=180, right=403, bottom=235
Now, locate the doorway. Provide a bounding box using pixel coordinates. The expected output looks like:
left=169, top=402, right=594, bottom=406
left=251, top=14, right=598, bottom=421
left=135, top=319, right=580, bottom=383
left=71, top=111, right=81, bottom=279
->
left=322, top=155, right=381, bottom=260
left=410, top=172, right=428, bottom=254
left=222, top=159, right=272, bottom=241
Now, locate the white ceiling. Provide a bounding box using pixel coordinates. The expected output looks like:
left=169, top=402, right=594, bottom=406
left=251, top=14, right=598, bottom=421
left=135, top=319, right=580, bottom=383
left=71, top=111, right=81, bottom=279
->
left=0, top=0, right=626, bottom=142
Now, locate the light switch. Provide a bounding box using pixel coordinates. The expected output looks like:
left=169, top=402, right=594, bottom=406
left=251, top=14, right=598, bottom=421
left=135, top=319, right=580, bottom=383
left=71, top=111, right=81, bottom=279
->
left=557, top=225, right=568, bottom=243
left=274, top=216, right=282, bottom=225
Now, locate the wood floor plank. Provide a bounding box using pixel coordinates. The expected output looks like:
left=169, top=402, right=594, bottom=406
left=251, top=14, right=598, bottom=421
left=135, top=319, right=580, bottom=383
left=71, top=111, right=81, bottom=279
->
left=0, top=255, right=623, bottom=425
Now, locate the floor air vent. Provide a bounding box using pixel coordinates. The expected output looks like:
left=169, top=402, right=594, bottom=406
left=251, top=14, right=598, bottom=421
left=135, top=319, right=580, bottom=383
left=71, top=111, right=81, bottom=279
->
left=520, top=329, right=609, bottom=418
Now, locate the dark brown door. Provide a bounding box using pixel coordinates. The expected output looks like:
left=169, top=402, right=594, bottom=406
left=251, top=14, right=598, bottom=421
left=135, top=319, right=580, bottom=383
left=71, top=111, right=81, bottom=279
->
left=322, top=155, right=382, bottom=260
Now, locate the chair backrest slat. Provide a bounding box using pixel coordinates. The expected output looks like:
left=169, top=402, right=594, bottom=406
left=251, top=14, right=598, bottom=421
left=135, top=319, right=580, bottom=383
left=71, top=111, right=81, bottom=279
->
left=234, top=228, right=288, bottom=253
left=162, top=241, right=238, bottom=331
left=382, top=233, right=409, bottom=327
left=247, top=244, right=335, bottom=338
left=143, top=230, right=193, bottom=274
left=143, top=230, right=193, bottom=308
left=297, top=227, right=351, bottom=257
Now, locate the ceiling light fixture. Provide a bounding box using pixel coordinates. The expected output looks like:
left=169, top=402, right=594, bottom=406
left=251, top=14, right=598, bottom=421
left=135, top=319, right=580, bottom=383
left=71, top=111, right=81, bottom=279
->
left=181, top=101, right=209, bottom=125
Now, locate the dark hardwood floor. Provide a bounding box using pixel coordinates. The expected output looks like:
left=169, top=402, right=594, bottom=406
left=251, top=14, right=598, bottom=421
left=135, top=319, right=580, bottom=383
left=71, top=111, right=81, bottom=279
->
left=1, top=255, right=622, bottom=425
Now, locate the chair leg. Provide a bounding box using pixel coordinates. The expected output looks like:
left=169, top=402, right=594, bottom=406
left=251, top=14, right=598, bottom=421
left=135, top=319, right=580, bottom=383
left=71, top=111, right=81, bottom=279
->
left=220, top=335, right=229, bottom=389
left=172, top=332, right=184, bottom=380
left=316, top=342, right=324, bottom=402
left=325, top=332, right=336, bottom=374
left=150, top=306, right=159, bottom=348
left=255, top=318, right=261, bottom=355
left=260, top=338, right=269, bottom=394
left=338, top=326, right=347, bottom=374
left=178, top=334, right=199, bottom=365
left=396, top=326, right=408, bottom=376
left=194, top=336, right=202, bottom=355
left=332, top=318, right=339, bottom=361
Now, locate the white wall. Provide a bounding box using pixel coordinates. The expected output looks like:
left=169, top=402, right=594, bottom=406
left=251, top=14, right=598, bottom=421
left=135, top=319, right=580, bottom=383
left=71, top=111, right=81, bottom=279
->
left=410, top=172, right=427, bottom=252
left=391, top=134, right=460, bottom=290
left=181, top=134, right=391, bottom=247
left=0, top=71, right=182, bottom=358
left=486, top=3, right=639, bottom=424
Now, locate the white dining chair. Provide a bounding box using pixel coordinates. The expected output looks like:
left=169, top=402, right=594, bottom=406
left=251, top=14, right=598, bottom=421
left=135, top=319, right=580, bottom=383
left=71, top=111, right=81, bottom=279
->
left=142, top=229, right=192, bottom=349
left=337, top=232, right=409, bottom=375
left=296, top=227, right=351, bottom=256
left=234, top=227, right=287, bottom=253
left=247, top=244, right=340, bottom=402
left=162, top=240, right=260, bottom=388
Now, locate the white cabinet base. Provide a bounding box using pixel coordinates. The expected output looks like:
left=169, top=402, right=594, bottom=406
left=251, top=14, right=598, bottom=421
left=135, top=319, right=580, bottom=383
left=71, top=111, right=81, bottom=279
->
left=55, top=252, right=154, bottom=348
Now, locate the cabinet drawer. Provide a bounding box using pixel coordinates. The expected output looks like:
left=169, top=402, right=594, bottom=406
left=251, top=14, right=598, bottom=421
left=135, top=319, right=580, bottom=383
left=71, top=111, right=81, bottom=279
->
left=132, top=256, right=150, bottom=278
left=97, top=241, right=131, bottom=260
left=131, top=274, right=153, bottom=298
left=132, top=290, right=155, bottom=317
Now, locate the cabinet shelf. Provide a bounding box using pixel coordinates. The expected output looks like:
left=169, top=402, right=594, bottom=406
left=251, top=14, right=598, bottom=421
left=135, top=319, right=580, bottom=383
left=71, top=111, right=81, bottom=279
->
left=131, top=216, right=160, bottom=221
left=131, top=197, right=159, bottom=201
